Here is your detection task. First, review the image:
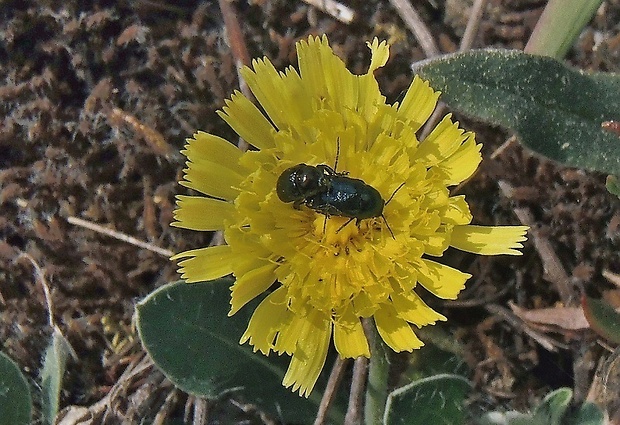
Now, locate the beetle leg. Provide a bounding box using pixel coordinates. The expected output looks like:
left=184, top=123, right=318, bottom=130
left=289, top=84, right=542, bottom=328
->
left=381, top=214, right=396, bottom=240
left=336, top=217, right=355, bottom=234
left=321, top=215, right=328, bottom=239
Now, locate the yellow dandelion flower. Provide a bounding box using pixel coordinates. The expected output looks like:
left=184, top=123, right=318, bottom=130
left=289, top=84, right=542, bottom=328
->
left=172, top=35, right=528, bottom=397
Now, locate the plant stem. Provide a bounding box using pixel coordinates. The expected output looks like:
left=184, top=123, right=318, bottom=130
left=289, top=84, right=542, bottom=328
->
left=525, top=0, right=603, bottom=58
left=363, top=319, right=390, bottom=425
left=345, top=356, right=368, bottom=425
left=314, top=357, right=348, bottom=425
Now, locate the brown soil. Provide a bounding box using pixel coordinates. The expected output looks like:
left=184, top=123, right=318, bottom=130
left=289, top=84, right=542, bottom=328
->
left=2, top=0, right=620, bottom=423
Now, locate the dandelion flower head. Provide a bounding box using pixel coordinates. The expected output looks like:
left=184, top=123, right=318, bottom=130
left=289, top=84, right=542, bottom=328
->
left=172, top=36, right=528, bottom=397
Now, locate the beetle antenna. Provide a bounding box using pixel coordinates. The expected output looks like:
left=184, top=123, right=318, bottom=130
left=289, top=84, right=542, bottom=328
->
left=381, top=215, right=396, bottom=240
left=334, top=137, right=340, bottom=172
left=385, top=182, right=406, bottom=205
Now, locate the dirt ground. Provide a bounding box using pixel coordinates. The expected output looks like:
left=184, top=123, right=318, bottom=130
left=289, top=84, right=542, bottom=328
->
left=2, top=0, right=620, bottom=423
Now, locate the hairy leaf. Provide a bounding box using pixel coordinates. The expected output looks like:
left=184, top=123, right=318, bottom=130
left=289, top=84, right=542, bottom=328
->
left=0, top=351, right=32, bottom=425
left=416, top=50, right=620, bottom=175
left=136, top=279, right=345, bottom=424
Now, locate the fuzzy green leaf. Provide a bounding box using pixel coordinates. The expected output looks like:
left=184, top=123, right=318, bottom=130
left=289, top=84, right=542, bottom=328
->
left=480, top=388, right=604, bottom=425
left=582, top=295, right=620, bottom=344
left=607, top=175, right=620, bottom=198
left=136, top=279, right=345, bottom=424
left=40, top=329, right=70, bottom=425
left=0, top=351, right=32, bottom=425
left=415, top=50, right=620, bottom=175
left=384, top=374, right=471, bottom=425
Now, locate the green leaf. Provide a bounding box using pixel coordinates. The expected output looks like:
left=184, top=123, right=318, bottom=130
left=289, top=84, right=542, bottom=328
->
left=567, top=402, right=605, bottom=425
left=525, top=0, right=603, bottom=58
left=479, top=388, right=605, bottom=425
left=136, top=279, right=345, bottom=424
left=582, top=295, right=620, bottom=344
left=403, top=327, right=469, bottom=383
left=384, top=374, right=471, bottom=425
left=531, top=388, right=572, bottom=424
left=480, top=412, right=537, bottom=425
left=364, top=332, right=391, bottom=425
left=415, top=50, right=620, bottom=175
left=40, top=329, right=71, bottom=425
left=0, top=351, right=32, bottom=425
left=607, top=175, right=620, bottom=198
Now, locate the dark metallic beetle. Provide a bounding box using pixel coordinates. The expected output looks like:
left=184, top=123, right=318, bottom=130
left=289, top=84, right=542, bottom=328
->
left=276, top=162, right=402, bottom=237
left=275, top=164, right=331, bottom=207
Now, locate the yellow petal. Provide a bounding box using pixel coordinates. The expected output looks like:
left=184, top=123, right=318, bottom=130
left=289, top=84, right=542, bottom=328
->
left=180, top=159, right=243, bottom=200
left=354, top=39, right=390, bottom=121
left=217, top=92, right=276, bottom=150
left=374, top=304, right=424, bottom=352
left=240, top=287, right=290, bottom=355
left=229, top=263, right=277, bottom=315
left=240, top=58, right=307, bottom=133
left=420, top=232, right=451, bottom=256
left=274, top=310, right=305, bottom=355
left=282, top=310, right=331, bottom=397
left=333, top=306, right=370, bottom=358
left=224, top=228, right=275, bottom=273
left=171, top=245, right=235, bottom=283
left=422, top=185, right=449, bottom=210
left=356, top=78, right=385, bottom=124
left=442, top=195, right=472, bottom=225
left=415, top=114, right=466, bottom=166
left=172, top=195, right=234, bottom=231
left=298, top=35, right=357, bottom=115
left=451, top=225, right=529, bottom=255
left=391, top=292, right=446, bottom=327
left=183, top=131, right=244, bottom=171
left=398, top=75, right=441, bottom=133
left=418, top=259, right=471, bottom=299
left=352, top=291, right=379, bottom=317
left=414, top=223, right=451, bottom=257
left=437, top=132, right=482, bottom=185
left=366, top=38, right=390, bottom=72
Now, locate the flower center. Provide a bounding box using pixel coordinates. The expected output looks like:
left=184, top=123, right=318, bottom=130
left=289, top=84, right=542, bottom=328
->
left=310, top=214, right=383, bottom=247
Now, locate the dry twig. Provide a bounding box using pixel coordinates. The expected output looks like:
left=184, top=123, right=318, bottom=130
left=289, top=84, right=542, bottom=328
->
left=107, top=107, right=179, bottom=161
left=498, top=180, right=574, bottom=304
left=485, top=304, right=566, bottom=351
left=460, top=0, right=488, bottom=51
left=389, top=0, right=440, bottom=57
left=490, top=135, right=517, bottom=160
left=152, top=389, right=180, bottom=425
left=191, top=397, right=209, bottom=425
left=67, top=216, right=174, bottom=258
left=17, top=253, right=55, bottom=327
left=419, top=0, right=487, bottom=140
left=301, top=0, right=356, bottom=24
left=218, top=0, right=251, bottom=149
left=218, top=0, right=251, bottom=69
left=603, top=269, right=620, bottom=288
